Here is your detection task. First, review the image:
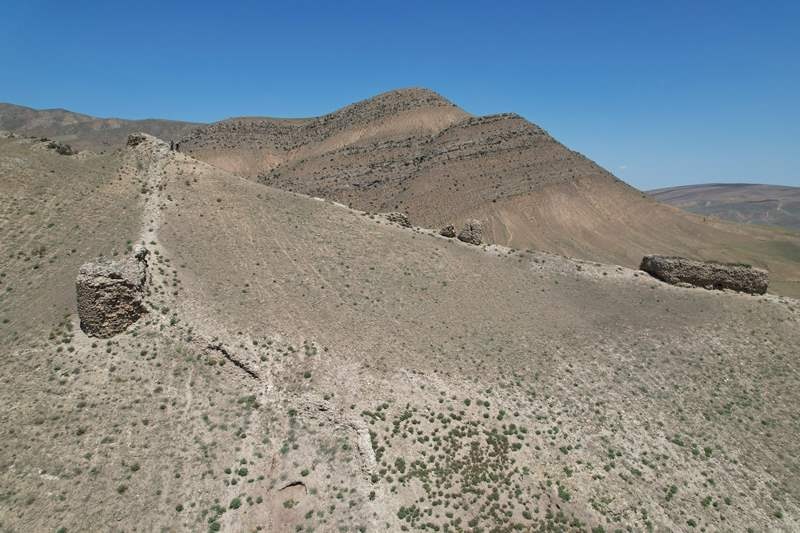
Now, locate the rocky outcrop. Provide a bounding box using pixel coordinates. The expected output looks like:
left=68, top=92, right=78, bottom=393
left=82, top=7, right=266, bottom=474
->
left=126, top=133, right=149, bottom=148
left=76, top=246, right=149, bottom=337
left=45, top=140, right=75, bottom=155
left=439, top=224, right=456, bottom=238
left=383, top=212, right=411, bottom=227
left=640, top=255, right=768, bottom=294
left=457, top=220, right=483, bottom=245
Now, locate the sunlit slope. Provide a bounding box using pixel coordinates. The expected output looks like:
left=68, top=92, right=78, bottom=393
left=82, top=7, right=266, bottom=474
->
left=180, top=91, right=800, bottom=296
left=1, top=134, right=798, bottom=532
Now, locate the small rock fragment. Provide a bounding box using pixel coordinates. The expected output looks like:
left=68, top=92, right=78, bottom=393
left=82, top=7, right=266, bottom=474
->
left=383, top=212, right=411, bottom=228
left=439, top=224, right=456, bottom=238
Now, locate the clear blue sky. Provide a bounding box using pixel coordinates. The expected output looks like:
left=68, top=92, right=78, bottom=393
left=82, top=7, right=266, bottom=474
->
left=1, top=0, right=798, bottom=189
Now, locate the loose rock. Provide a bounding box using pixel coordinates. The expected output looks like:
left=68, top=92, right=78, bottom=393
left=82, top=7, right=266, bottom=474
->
left=76, top=246, right=149, bottom=337
left=383, top=212, right=411, bottom=227
left=439, top=224, right=456, bottom=238
left=45, top=140, right=75, bottom=155
left=640, top=255, right=768, bottom=294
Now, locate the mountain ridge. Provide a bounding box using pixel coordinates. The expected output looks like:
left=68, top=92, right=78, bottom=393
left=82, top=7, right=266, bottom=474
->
left=176, top=89, right=800, bottom=297
left=3, top=90, right=799, bottom=297
left=0, top=102, right=200, bottom=151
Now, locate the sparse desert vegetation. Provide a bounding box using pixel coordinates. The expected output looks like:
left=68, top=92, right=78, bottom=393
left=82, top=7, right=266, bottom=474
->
left=0, top=96, right=799, bottom=532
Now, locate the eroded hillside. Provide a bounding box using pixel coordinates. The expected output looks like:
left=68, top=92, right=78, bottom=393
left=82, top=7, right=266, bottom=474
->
left=179, top=88, right=467, bottom=181
left=5, top=91, right=799, bottom=297
left=178, top=89, right=800, bottom=298
left=1, top=133, right=799, bottom=532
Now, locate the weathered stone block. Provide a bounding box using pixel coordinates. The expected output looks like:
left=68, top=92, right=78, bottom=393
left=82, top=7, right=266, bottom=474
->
left=76, top=246, right=149, bottom=337
left=640, top=255, right=768, bottom=294
left=457, top=219, right=483, bottom=245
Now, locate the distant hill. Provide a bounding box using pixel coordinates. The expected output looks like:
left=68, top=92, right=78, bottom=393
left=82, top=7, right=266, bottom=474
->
left=0, top=102, right=199, bottom=152
left=650, top=183, right=800, bottom=231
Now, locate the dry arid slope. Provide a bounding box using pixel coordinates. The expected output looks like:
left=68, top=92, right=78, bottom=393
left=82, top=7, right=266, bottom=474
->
left=0, top=134, right=142, bottom=337
left=0, top=102, right=198, bottom=153
left=1, top=132, right=799, bottom=532
left=178, top=89, right=800, bottom=298
left=650, top=183, right=800, bottom=231
left=5, top=92, right=799, bottom=297
left=178, top=88, right=468, bottom=185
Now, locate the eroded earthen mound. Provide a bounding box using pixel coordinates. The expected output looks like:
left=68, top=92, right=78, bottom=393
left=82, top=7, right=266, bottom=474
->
left=76, top=246, right=149, bottom=337
left=457, top=219, right=483, bottom=245
left=640, top=255, right=768, bottom=294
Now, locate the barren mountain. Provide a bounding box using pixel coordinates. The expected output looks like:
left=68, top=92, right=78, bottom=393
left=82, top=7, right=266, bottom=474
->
left=178, top=88, right=468, bottom=182
left=0, top=102, right=198, bottom=152
left=5, top=92, right=799, bottom=297
left=650, top=183, right=800, bottom=231
left=178, top=89, right=800, bottom=298
left=1, top=131, right=799, bottom=532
